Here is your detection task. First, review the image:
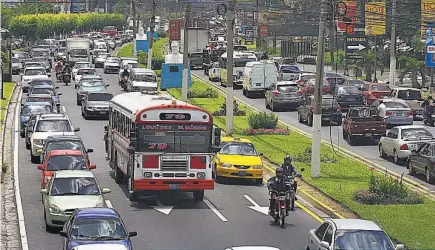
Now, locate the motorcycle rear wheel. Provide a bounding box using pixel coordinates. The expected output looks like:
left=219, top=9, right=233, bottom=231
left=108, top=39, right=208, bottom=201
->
left=280, top=207, right=285, bottom=228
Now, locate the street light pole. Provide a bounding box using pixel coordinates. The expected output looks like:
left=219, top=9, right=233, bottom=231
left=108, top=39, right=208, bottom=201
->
left=181, top=2, right=190, bottom=102
left=147, top=0, right=156, bottom=70
left=226, top=0, right=235, bottom=136
left=389, top=0, right=397, bottom=85
left=311, top=0, right=329, bottom=178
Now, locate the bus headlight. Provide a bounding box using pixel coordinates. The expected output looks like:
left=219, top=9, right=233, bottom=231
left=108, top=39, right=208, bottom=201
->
left=143, top=172, right=152, bottom=179
left=197, top=172, right=205, bottom=179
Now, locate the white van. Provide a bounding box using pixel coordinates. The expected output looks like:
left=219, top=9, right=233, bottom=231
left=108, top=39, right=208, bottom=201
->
left=242, top=61, right=278, bottom=97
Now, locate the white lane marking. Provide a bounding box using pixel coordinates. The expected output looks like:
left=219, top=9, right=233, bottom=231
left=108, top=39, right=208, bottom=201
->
left=105, top=200, right=113, bottom=208
left=151, top=199, right=174, bottom=215
left=203, top=198, right=228, bottom=222
left=14, top=90, right=29, bottom=250
left=243, top=194, right=269, bottom=215
left=61, top=105, right=66, bottom=113
left=243, top=194, right=260, bottom=207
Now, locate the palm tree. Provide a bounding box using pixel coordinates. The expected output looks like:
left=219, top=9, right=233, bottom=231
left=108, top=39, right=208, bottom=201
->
left=355, top=50, right=375, bottom=82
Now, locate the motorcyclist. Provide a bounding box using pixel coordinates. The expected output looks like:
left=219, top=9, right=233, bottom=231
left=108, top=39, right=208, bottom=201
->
left=55, top=61, right=63, bottom=73
left=422, top=95, right=434, bottom=108
left=267, top=167, right=291, bottom=216
left=62, top=62, right=71, bottom=75
left=121, top=65, right=130, bottom=79
left=281, top=155, right=298, bottom=200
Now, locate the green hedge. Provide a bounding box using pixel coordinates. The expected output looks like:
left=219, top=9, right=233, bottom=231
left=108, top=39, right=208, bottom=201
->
left=9, top=13, right=125, bottom=39
left=151, top=37, right=168, bottom=70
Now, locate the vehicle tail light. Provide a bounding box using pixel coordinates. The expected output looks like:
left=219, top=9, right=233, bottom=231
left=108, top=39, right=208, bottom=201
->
left=386, top=111, right=392, bottom=115
left=142, top=155, right=158, bottom=168
left=407, top=111, right=413, bottom=116
left=400, top=144, right=409, bottom=150
left=191, top=156, right=206, bottom=169
left=370, top=92, right=377, bottom=97
left=272, top=91, right=280, bottom=97
left=337, top=104, right=341, bottom=112
left=297, top=90, right=303, bottom=95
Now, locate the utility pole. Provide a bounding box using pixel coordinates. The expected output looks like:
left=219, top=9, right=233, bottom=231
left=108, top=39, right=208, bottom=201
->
left=181, top=2, right=190, bottom=102
left=389, top=0, right=397, bottom=85
left=132, top=0, right=137, bottom=56
left=147, top=0, right=156, bottom=69
left=311, top=0, right=329, bottom=178
left=226, top=0, right=235, bottom=136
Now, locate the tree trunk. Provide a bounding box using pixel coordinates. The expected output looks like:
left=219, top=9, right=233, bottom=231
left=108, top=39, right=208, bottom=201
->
left=411, top=70, right=420, bottom=88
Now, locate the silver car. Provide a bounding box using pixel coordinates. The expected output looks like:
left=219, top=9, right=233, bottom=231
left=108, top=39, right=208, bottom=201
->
left=12, top=58, right=23, bottom=75
left=379, top=125, right=435, bottom=164
left=265, top=81, right=303, bottom=111
left=32, top=56, right=51, bottom=76
left=372, top=98, right=413, bottom=127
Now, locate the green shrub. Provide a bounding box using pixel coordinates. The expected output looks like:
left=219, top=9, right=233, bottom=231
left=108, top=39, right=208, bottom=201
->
left=187, top=88, right=218, bottom=98
left=292, top=146, right=337, bottom=163
left=137, top=51, right=147, bottom=65
left=247, top=112, right=278, bottom=129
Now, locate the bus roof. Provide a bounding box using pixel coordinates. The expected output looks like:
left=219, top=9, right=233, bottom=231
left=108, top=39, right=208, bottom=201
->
left=220, top=51, right=257, bottom=59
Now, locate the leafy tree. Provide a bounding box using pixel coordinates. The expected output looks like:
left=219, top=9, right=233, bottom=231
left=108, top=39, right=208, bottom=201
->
left=1, top=3, right=61, bottom=28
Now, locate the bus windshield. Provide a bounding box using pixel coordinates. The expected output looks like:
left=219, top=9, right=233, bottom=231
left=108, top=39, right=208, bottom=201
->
left=137, top=124, right=212, bottom=153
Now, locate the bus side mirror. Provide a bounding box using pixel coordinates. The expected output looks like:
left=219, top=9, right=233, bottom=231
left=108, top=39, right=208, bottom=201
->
left=214, top=128, right=222, bottom=146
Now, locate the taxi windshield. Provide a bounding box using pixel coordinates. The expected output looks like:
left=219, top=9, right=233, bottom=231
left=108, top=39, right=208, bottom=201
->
left=219, top=142, right=257, bottom=156
left=50, top=177, right=100, bottom=196
left=47, top=155, right=87, bottom=171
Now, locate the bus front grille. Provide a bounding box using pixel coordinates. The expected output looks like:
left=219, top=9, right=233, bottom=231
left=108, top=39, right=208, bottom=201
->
left=161, top=160, right=188, bottom=171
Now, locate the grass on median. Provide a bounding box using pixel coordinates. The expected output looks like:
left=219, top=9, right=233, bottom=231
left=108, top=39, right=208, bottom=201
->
left=1, top=82, right=15, bottom=121
left=117, top=43, right=133, bottom=57
left=167, top=78, right=435, bottom=249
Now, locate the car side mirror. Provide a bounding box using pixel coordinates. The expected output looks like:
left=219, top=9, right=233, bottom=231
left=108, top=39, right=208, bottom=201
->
left=89, top=164, right=97, bottom=170
left=37, top=164, right=44, bottom=170
left=102, top=188, right=111, bottom=194
left=59, top=231, right=68, bottom=238
left=320, top=241, right=330, bottom=250
left=40, top=189, right=48, bottom=195
left=74, top=127, right=80, bottom=132
left=396, top=244, right=404, bottom=250
left=87, top=148, right=94, bottom=153
left=128, top=231, right=138, bottom=237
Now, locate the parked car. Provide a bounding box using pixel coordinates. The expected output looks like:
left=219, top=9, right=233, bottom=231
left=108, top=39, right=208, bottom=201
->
left=81, top=91, right=113, bottom=119
left=342, top=107, right=386, bottom=145
left=306, top=219, right=403, bottom=250
left=407, top=141, right=435, bottom=183
left=265, top=81, right=303, bottom=111
left=297, top=95, right=342, bottom=126
left=379, top=125, right=434, bottom=164
left=371, top=98, right=413, bottom=128
left=361, top=83, right=391, bottom=105
left=20, top=102, right=53, bottom=138
left=334, top=85, right=363, bottom=110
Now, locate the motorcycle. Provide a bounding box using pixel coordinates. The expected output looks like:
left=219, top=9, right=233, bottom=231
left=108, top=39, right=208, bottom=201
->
left=270, top=190, right=289, bottom=228
left=121, top=76, right=128, bottom=91
left=62, top=72, right=71, bottom=86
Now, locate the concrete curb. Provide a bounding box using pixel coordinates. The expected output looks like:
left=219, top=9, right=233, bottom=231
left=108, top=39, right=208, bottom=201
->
left=1, top=83, right=18, bottom=175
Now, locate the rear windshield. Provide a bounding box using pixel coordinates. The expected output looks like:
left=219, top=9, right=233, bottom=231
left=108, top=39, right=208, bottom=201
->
left=277, top=85, right=298, bottom=92
left=397, top=90, right=421, bottom=100
left=88, top=93, right=113, bottom=101
left=47, top=141, right=84, bottom=152
left=301, top=74, right=315, bottom=82
left=47, top=155, right=87, bottom=171
left=322, top=99, right=338, bottom=106
left=385, top=102, right=408, bottom=108
left=337, top=86, right=360, bottom=94
left=280, top=66, right=300, bottom=73
left=35, top=120, right=72, bottom=132
left=401, top=128, right=433, bottom=139
left=371, top=85, right=390, bottom=91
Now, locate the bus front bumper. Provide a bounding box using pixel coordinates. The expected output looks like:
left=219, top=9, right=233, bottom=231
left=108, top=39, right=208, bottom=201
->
left=134, top=179, right=214, bottom=191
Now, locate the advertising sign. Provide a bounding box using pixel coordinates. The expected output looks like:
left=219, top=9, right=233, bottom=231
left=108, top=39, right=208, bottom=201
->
left=337, top=1, right=357, bottom=32
left=422, top=0, right=435, bottom=36
left=169, top=19, right=184, bottom=41
left=260, top=25, right=268, bottom=37
left=245, top=26, right=254, bottom=44
left=365, top=2, right=386, bottom=35
left=425, top=23, right=435, bottom=67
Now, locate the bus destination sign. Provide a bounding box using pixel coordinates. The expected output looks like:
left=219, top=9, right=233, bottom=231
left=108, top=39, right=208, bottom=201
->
left=160, top=113, right=191, bottom=121
left=177, top=125, right=209, bottom=131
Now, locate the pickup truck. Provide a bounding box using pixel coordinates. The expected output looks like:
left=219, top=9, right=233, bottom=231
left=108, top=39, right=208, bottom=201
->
left=342, top=107, right=386, bottom=145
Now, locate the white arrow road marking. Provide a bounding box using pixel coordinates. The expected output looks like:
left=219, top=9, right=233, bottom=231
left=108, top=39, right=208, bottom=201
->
left=203, top=198, right=228, bottom=222
left=150, top=199, right=174, bottom=215
left=244, top=194, right=269, bottom=215
left=347, top=44, right=366, bottom=51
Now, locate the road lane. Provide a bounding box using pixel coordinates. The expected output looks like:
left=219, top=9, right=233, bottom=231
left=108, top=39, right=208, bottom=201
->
left=15, top=67, right=320, bottom=250
left=193, top=69, right=435, bottom=191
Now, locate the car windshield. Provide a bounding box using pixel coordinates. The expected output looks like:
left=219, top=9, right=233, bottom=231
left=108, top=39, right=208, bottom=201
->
left=78, top=69, right=96, bottom=75
left=33, top=51, right=47, bottom=57
left=88, top=93, right=113, bottom=101
left=334, top=230, right=395, bottom=250
left=47, top=155, right=87, bottom=171
left=71, top=218, right=127, bottom=240
left=50, top=177, right=100, bottom=196
left=134, top=74, right=157, bottom=82
left=371, top=85, right=390, bottom=91
left=190, top=53, right=202, bottom=59
left=25, top=69, right=45, bottom=75
left=31, top=88, right=54, bottom=95
left=35, top=120, right=72, bottom=132
left=277, top=84, right=298, bottom=93
left=58, top=48, right=66, bottom=53
left=301, top=74, right=315, bottom=82
left=81, top=76, right=102, bottom=82
left=107, top=59, right=120, bottom=64
left=81, top=81, right=105, bottom=87
left=31, top=80, right=53, bottom=86
left=26, top=63, right=42, bottom=67
left=219, top=142, right=257, bottom=156
left=33, top=58, right=47, bottom=63
left=26, top=97, right=52, bottom=103
left=401, top=128, right=433, bottom=140
left=22, top=105, right=52, bottom=115
left=397, top=90, right=421, bottom=100
left=75, top=63, right=91, bottom=69
left=126, top=62, right=138, bottom=68
left=385, top=102, right=408, bottom=108
left=234, top=59, right=256, bottom=68
left=325, top=72, right=343, bottom=78
left=98, top=54, right=109, bottom=59
left=338, top=86, right=360, bottom=95
left=282, top=58, right=295, bottom=64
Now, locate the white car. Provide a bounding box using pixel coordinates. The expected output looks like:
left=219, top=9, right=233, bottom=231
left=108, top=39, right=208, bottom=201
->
left=21, top=67, right=49, bottom=92
left=307, top=219, right=404, bottom=250
left=72, top=61, right=92, bottom=78
left=75, top=67, right=97, bottom=83
left=294, top=72, right=315, bottom=86
left=379, top=125, right=435, bottom=164
left=30, top=113, right=80, bottom=163
left=94, top=52, right=110, bottom=68
left=104, top=57, right=121, bottom=74
left=126, top=68, right=158, bottom=92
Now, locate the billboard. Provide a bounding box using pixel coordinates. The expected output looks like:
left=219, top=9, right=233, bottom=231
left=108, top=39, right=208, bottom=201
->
left=260, top=25, right=268, bottom=37
left=337, top=1, right=357, bottom=32
left=422, top=0, right=435, bottom=36
left=365, top=2, right=386, bottom=35
left=169, top=19, right=184, bottom=41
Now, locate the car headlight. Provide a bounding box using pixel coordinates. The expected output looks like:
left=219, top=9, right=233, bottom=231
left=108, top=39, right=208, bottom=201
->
left=86, top=106, right=94, bottom=111
left=252, top=165, right=263, bottom=169
left=34, top=139, right=44, bottom=146
left=221, top=163, right=232, bottom=168
left=48, top=203, right=61, bottom=214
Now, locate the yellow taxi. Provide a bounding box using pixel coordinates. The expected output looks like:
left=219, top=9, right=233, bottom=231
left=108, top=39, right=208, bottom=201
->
left=213, top=137, right=264, bottom=184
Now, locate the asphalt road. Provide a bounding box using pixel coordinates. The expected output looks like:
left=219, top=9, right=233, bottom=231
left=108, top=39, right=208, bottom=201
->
left=13, top=66, right=320, bottom=250
left=193, top=66, right=435, bottom=192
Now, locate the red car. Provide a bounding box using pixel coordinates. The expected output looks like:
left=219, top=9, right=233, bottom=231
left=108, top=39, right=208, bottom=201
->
left=37, top=150, right=96, bottom=188
left=361, top=83, right=391, bottom=105
left=301, top=78, right=331, bottom=95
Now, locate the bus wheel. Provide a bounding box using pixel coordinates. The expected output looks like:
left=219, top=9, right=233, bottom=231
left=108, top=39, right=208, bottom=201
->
left=193, top=190, right=204, bottom=201
left=129, top=191, right=138, bottom=202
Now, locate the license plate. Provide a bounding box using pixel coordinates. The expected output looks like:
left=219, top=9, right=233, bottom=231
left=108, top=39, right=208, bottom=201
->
left=365, top=133, right=373, bottom=137
left=99, top=111, right=106, bottom=114
left=169, top=184, right=179, bottom=190
left=322, top=117, right=330, bottom=120
left=256, top=83, right=261, bottom=86
left=347, top=98, right=356, bottom=101
left=161, top=156, right=189, bottom=161
left=238, top=171, right=247, bottom=176
left=395, top=112, right=404, bottom=116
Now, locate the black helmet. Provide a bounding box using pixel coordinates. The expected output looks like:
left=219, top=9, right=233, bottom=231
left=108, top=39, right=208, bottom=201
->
left=276, top=167, right=284, bottom=178
left=284, top=155, right=292, bottom=164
